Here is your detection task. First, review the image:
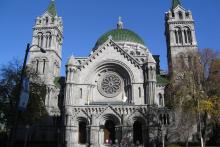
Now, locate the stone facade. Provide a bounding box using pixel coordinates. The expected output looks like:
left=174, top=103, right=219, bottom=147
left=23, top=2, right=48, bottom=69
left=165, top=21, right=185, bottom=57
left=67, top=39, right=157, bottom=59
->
left=26, top=0, right=201, bottom=146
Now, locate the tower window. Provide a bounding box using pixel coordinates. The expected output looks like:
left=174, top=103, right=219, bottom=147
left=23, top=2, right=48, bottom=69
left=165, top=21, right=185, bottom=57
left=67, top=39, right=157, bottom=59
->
left=175, top=30, right=178, bottom=44
left=178, top=11, right=183, bottom=19
left=185, top=12, right=190, bottom=18
left=172, top=12, right=175, bottom=17
left=184, top=30, right=188, bottom=43
left=36, top=59, right=39, bottom=73
left=45, top=32, right=52, bottom=48
left=45, top=17, right=49, bottom=25
left=37, top=33, right=44, bottom=47
left=178, top=28, right=183, bottom=44
left=187, top=29, right=192, bottom=44
left=43, top=59, right=46, bottom=74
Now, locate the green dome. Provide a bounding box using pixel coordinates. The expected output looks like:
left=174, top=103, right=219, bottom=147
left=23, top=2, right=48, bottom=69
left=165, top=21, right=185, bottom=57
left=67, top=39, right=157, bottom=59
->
left=95, top=29, right=145, bottom=48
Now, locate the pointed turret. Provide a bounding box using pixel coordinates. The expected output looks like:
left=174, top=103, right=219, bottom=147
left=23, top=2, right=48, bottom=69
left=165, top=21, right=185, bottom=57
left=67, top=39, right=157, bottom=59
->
left=47, top=0, right=57, bottom=17
left=172, top=0, right=181, bottom=9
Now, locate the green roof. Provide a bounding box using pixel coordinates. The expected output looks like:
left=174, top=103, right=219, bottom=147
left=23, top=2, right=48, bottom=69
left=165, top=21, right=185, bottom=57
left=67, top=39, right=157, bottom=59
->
left=47, top=0, right=57, bottom=17
left=95, top=29, right=145, bottom=48
left=172, top=0, right=181, bottom=9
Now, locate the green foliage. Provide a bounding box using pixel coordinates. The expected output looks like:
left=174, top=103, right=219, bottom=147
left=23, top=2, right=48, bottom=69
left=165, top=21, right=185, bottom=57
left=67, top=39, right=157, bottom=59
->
left=0, top=59, right=48, bottom=129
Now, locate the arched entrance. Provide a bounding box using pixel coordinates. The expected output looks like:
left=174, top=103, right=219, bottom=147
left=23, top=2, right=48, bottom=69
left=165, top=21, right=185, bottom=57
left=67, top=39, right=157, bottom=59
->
left=133, top=121, right=143, bottom=145
left=78, top=117, right=89, bottom=145
left=79, top=121, right=87, bottom=144
left=104, top=120, right=116, bottom=144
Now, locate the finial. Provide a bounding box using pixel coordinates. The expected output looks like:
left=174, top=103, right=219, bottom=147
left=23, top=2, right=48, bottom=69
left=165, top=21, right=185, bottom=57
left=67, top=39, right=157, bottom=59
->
left=117, top=16, right=123, bottom=29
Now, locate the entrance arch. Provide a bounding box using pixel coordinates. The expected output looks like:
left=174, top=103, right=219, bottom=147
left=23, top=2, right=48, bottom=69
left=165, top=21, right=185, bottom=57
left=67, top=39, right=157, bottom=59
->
left=104, top=120, right=116, bottom=144
left=133, top=121, right=143, bottom=145
left=99, top=113, right=121, bottom=145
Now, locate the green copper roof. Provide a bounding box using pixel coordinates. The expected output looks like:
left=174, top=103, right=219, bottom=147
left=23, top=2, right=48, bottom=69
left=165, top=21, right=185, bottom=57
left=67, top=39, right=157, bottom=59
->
left=47, top=0, right=57, bottom=17
left=95, top=29, right=145, bottom=48
left=172, top=0, right=181, bottom=9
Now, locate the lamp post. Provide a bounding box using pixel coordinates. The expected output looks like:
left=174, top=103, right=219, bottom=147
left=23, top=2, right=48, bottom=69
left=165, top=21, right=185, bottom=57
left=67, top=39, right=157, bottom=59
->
left=9, top=43, right=46, bottom=147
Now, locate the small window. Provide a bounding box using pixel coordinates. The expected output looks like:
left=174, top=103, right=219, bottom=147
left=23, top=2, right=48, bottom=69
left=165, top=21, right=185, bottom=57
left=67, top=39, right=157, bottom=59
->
left=175, top=30, right=178, bottom=44
left=80, top=88, right=82, bottom=99
left=184, top=30, right=187, bottom=43
left=138, top=87, right=141, bottom=98
left=178, top=11, right=183, bottom=19
left=172, top=12, right=175, bottom=17
left=185, top=12, right=190, bottom=18
left=46, top=17, right=49, bottom=25
left=178, top=28, right=183, bottom=44
left=159, top=93, right=163, bottom=106
left=43, top=59, right=46, bottom=74
left=36, top=59, right=39, bottom=73
left=187, top=29, right=192, bottom=44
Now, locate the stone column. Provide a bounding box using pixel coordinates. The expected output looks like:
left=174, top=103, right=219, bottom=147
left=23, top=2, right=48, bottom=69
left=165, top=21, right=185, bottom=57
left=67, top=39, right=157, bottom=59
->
left=65, top=126, right=78, bottom=147
left=98, top=128, right=104, bottom=145
left=89, top=126, right=99, bottom=147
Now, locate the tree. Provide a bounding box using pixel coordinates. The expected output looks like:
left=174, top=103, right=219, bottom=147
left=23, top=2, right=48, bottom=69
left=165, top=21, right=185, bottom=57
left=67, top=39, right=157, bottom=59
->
left=166, top=48, right=220, bottom=146
left=0, top=59, right=48, bottom=132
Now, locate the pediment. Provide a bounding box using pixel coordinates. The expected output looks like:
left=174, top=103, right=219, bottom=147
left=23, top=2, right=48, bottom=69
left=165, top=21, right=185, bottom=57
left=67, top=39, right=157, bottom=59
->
left=173, top=5, right=186, bottom=12
left=96, top=105, right=121, bottom=119
left=79, top=39, right=142, bottom=70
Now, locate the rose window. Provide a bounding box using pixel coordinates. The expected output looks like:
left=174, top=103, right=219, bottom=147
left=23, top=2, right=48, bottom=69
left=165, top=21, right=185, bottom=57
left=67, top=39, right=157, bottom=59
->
left=98, top=73, right=122, bottom=98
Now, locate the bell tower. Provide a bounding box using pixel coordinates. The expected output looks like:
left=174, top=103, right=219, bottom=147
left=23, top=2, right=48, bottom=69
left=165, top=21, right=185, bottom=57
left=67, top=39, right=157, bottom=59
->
left=28, top=0, right=63, bottom=113
left=28, top=0, right=63, bottom=85
left=165, top=0, right=198, bottom=76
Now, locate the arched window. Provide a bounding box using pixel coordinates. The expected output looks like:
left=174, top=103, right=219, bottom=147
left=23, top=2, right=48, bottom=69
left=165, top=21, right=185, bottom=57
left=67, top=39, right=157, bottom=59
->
left=138, top=87, right=141, bottom=98
left=45, top=32, right=52, bottom=48
left=178, top=11, right=183, bottom=19
left=175, top=30, right=178, bottom=44
left=36, top=59, right=39, bottom=73
left=37, top=33, right=44, bottom=47
left=45, top=17, right=49, bottom=25
left=159, top=93, right=163, bottom=106
left=80, top=88, right=82, bottom=99
left=43, top=59, right=46, bottom=74
left=185, top=12, right=190, bottom=19
left=187, top=29, right=192, bottom=44
left=172, top=12, right=175, bottom=17
left=178, top=28, right=183, bottom=44
left=184, top=30, right=188, bottom=43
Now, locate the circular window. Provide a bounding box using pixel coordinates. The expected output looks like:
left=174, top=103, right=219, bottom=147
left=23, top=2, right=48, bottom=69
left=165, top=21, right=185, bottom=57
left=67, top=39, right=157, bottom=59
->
left=98, top=72, right=122, bottom=98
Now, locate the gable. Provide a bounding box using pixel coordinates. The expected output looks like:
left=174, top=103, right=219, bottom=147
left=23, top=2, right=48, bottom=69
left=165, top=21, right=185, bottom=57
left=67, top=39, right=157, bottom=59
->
left=79, top=39, right=141, bottom=71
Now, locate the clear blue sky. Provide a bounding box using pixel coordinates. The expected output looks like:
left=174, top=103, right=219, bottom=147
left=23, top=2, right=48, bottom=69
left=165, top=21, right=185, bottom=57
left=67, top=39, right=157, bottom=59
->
left=0, top=0, right=220, bottom=75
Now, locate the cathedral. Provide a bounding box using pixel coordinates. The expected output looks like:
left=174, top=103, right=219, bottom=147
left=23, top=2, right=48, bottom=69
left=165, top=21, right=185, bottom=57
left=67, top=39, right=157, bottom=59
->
left=27, top=0, right=198, bottom=146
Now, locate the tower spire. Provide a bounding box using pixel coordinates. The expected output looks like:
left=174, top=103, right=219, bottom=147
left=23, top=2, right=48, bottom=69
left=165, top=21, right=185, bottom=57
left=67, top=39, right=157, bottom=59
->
left=47, top=0, right=57, bottom=17
left=172, top=0, right=181, bottom=9
left=117, top=16, right=123, bottom=29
